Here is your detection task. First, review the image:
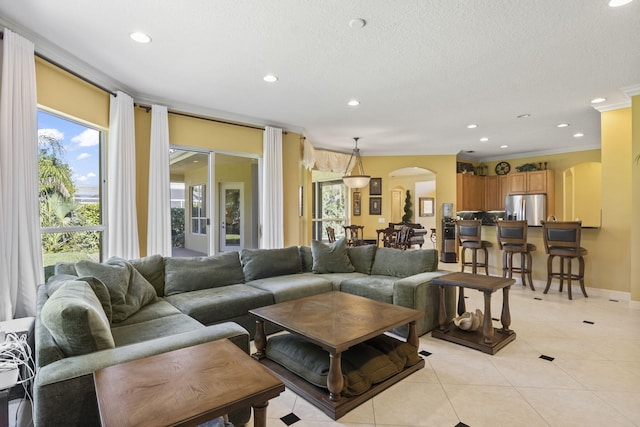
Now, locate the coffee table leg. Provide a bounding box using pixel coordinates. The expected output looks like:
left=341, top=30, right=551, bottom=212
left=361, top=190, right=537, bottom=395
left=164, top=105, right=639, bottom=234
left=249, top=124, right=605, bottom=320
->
left=328, top=352, right=344, bottom=402
left=500, top=286, right=512, bottom=333
left=253, top=320, right=266, bottom=359
left=407, top=321, right=418, bottom=348
left=252, top=401, right=268, bottom=427
left=482, top=291, right=494, bottom=344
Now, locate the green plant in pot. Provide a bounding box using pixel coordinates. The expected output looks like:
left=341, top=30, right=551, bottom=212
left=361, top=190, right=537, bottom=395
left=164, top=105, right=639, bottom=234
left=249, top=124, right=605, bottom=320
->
left=402, top=190, right=413, bottom=223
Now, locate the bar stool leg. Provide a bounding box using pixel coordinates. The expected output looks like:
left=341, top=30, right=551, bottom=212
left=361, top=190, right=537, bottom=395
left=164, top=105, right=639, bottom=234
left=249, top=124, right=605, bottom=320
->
left=472, top=248, right=478, bottom=275
left=460, top=247, right=467, bottom=273
left=559, top=258, right=565, bottom=293
left=544, top=255, right=554, bottom=294
left=482, top=247, right=489, bottom=275
left=502, top=250, right=508, bottom=278
left=566, top=257, right=573, bottom=300
left=579, top=256, right=588, bottom=298
left=526, top=252, right=535, bottom=291
left=520, top=252, right=526, bottom=287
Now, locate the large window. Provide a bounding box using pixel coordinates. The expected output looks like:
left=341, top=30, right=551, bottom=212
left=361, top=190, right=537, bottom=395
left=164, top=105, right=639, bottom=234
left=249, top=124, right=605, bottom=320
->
left=191, top=184, right=207, bottom=235
left=312, top=179, right=348, bottom=241
left=38, top=110, right=105, bottom=279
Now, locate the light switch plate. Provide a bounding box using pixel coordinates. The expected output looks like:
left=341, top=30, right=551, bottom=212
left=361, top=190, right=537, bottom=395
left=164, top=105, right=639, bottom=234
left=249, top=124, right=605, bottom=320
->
left=378, top=218, right=386, bottom=223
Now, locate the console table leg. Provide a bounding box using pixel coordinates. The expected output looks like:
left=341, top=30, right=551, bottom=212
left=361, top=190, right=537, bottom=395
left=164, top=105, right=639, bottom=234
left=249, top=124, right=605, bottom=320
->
left=327, top=352, right=344, bottom=402
left=252, top=401, right=268, bottom=427
left=500, top=286, right=512, bottom=333
left=253, top=320, right=266, bottom=359
left=457, top=286, right=466, bottom=316
left=438, top=285, right=447, bottom=331
left=482, top=291, right=494, bottom=344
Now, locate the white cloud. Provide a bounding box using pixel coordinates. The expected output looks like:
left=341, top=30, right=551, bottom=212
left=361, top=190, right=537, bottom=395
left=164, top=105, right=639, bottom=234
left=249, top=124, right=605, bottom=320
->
left=87, top=172, right=96, bottom=178
left=38, top=128, right=64, bottom=142
left=76, top=152, right=91, bottom=160
left=71, top=129, right=99, bottom=147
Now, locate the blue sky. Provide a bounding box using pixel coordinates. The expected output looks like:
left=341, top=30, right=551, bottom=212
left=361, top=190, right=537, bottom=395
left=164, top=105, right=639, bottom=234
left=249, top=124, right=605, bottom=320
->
left=37, top=110, right=100, bottom=189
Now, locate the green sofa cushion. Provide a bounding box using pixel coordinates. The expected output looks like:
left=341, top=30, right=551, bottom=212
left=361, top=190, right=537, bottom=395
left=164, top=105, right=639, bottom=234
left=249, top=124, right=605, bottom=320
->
left=47, top=274, right=113, bottom=323
left=371, top=247, right=438, bottom=278
left=266, top=333, right=421, bottom=397
left=347, top=244, right=377, bottom=274
left=311, top=238, right=355, bottom=274
left=247, top=275, right=333, bottom=303
left=40, top=280, right=115, bottom=357
left=75, top=258, right=158, bottom=323
left=339, top=276, right=396, bottom=304
left=240, top=246, right=301, bottom=281
left=54, top=262, right=77, bottom=275
left=129, top=254, right=165, bottom=297
left=164, top=252, right=245, bottom=296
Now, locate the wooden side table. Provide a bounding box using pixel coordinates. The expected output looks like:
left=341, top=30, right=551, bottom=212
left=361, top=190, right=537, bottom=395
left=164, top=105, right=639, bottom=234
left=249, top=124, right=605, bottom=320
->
left=431, top=272, right=516, bottom=355
left=94, top=339, right=284, bottom=427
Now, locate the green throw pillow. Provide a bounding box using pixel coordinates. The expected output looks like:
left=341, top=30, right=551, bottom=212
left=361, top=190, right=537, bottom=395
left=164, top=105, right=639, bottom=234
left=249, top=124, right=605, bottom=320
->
left=47, top=274, right=113, bottom=323
left=40, top=280, right=115, bottom=357
left=129, top=254, right=165, bottom=297
left=240, top=246, right=301, bottom=281
left=311, top=238, right=355, bottom=274
left=347, top=245, right=377, bottom=274
left=75, top=258, right=158, bottom=323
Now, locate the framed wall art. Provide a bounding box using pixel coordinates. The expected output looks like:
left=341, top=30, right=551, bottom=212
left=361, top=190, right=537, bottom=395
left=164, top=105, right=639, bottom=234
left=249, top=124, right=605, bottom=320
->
left=369, top=197, right=382, bottom=215
left=369, top=178, right=382, bottom=195
left=419, top=197, right=435, bottom=217
left=353, top=191, right=361, bottom=216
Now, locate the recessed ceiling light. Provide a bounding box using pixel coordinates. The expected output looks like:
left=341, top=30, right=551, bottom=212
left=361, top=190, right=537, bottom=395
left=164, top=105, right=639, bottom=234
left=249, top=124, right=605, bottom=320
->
left=348, top=99, right=360, bottom=106
left=467, top=124, right=478, bottom=129
left=590, top=97, right=606, bottom=104
left=130, top=32, right=152, bottom=44
left=480, top=137, right=489, bottom=142
left=263, top=74, right=278, bottom=83
left=609, top=0, right=633, bottom=7
left=500, top=145, right=509, bottom=149
left=349, top=18, right=367, bottom=29
left=517, top=114, right=531, bottom=119
left=557, top=123, right=570, bottom=128
left=573, top=133, right=584, bottom=138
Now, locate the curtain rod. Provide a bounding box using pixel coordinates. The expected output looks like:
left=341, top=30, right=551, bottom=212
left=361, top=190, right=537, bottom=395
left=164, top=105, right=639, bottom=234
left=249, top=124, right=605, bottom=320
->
left=2, top=30, right=289, bottom=135
left=0, top=29, right=117, bottom=96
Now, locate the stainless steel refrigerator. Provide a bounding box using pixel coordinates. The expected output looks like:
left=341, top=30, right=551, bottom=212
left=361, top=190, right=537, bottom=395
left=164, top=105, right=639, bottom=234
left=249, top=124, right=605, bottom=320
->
left=504, top=194, right=546, bottom=226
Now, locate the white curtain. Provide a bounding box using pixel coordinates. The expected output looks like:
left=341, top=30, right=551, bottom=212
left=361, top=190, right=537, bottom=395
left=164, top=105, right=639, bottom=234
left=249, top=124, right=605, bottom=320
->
left=302, top=139, right=354, bottom=173
left=107, top=91, right=140, bottom=259
left=261, top=126, right=284, bottom=248
left=0, top=29, right=42, bottom=320
left=146, top=105, right=172, bottom=256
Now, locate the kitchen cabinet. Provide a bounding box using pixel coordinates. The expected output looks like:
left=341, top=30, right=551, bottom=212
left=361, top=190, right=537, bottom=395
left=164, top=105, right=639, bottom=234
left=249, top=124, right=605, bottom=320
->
left=456, top=174, right=485, bottom=211
left=485, top=175, right=508, bottom=211
left=507, top=170, right=553, bottom=195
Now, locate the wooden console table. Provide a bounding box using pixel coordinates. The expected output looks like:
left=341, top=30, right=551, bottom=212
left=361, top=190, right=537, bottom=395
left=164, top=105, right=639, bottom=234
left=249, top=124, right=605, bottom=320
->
left=431, top=272, right=516, bottom=355
left=94, top=339, right=284, bottom=427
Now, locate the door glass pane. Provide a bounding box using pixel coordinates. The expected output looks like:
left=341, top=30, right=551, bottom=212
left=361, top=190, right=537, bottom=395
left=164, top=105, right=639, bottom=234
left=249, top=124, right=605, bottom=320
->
left=224, top=188, right=241, bottom=247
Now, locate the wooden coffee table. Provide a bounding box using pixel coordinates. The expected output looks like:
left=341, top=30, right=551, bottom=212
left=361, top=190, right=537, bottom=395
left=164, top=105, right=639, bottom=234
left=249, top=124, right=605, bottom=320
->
left=249, top=291, right=424, bottom=419
left=94, top=339, right=284, bottom=427
left=431, top=272, right=516, bottom=355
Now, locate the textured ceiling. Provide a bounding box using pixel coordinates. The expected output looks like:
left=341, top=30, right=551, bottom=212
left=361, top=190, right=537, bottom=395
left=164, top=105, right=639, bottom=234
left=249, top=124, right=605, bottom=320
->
left=1, top=0, right=639, bottom=160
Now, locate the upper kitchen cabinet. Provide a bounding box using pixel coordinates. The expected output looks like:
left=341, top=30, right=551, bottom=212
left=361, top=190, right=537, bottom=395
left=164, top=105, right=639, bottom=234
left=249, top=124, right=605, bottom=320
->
left=485, top=175, right=508, bottom=211
left=456, top=173, right=485, bottom=211
left=508, top=170, right=554, bottom=195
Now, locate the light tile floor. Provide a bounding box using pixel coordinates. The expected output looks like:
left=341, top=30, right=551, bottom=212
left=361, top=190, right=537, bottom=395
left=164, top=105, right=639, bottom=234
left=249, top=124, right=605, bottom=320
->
left=9, top=275, right=639, bottom=427
left=249, top=280, right=640, bottom=427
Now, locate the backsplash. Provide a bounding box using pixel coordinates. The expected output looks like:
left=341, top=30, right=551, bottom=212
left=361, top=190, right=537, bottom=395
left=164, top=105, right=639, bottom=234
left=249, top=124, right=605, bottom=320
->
left=456, top=210, right=505, bottom=226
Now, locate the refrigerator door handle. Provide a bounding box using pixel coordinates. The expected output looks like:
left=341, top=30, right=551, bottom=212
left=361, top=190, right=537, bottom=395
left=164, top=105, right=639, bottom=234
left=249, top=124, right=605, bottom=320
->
left=522, top=198, right=526, bottom=221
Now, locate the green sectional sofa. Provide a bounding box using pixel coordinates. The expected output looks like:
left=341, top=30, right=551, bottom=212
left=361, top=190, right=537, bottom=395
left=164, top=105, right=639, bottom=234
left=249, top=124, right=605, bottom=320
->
left=34, top=239, right=454, bottom=427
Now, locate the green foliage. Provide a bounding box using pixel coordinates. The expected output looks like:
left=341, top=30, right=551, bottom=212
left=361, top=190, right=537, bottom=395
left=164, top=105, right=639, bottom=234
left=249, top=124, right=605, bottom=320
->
left=171, top=208, right=185, bottom=247
left=402, top=190, right=413, bottom=222
left=38, top=131, right=76, bottom=199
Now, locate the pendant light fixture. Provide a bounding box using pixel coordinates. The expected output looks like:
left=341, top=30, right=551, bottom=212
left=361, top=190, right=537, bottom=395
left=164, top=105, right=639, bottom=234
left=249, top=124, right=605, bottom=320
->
left=342, top=137, right=370, bottom=189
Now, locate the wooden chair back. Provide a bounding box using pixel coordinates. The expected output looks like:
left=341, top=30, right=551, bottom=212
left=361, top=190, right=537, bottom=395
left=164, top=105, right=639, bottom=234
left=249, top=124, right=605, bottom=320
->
left=343, top=224, right=364, bottom=246
left=495, top=220, right=528, bottom=249
left=326, top=226, right=336, bottom=243
left=376, top=227, right=397, bottom=248
left=456, top=219, right=483, bottom=247
left=394, top=225, right=414, bottom=250
left=540, top=220, right=582, bottom=253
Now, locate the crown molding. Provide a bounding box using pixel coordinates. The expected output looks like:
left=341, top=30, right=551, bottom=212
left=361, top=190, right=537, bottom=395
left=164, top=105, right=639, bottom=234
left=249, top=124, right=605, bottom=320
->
left=622, top=84, right=640, bottom=97
left=593, top=100, right=632, bottom=112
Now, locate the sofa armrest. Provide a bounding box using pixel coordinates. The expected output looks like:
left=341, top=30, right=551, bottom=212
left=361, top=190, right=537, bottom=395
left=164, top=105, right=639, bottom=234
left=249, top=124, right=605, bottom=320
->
left=393, top=270, right=456, bottom=335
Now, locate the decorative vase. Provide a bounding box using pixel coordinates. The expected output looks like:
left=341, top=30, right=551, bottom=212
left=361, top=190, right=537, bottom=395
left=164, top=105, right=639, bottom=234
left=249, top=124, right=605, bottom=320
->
left=453, top=309, right=484, bottom=331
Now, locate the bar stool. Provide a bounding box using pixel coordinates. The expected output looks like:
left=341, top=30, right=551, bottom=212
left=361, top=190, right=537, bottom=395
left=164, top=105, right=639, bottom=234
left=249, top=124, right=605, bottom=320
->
left=456, top=219, right=492, bottom=275
left=540, top=220, right=588, bottom=300
left=495, top=220, right=536, bottom=290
